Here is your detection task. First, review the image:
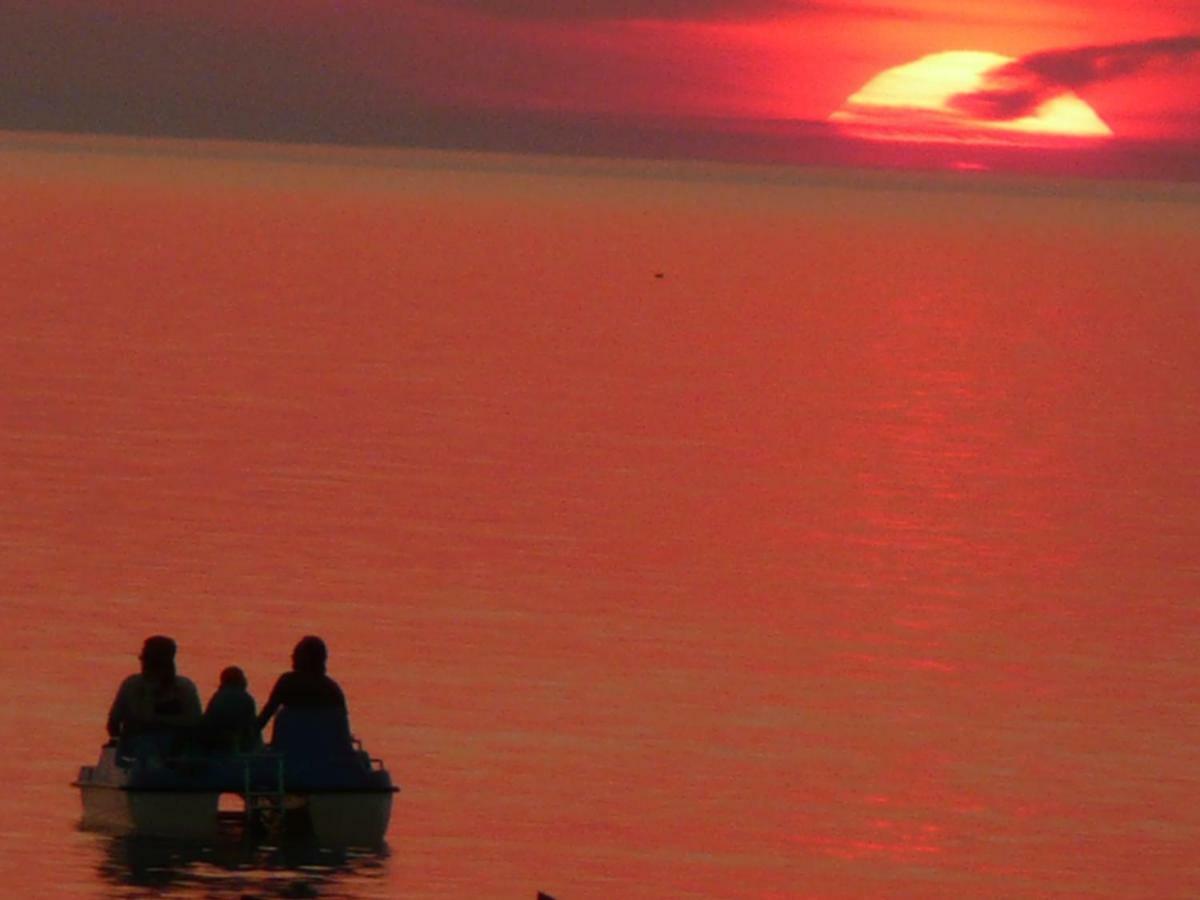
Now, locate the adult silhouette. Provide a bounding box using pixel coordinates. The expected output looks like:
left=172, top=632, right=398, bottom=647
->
left=106, top=635, right=202, bottom=740
left=257, top=636, right=351, bottom=754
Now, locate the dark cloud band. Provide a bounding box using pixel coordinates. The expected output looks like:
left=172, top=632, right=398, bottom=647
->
left=952, top=34, right=1200, bottom=120
left=437, top=0, right=900, bottom=21
left=444, top=0, right=785, bottom=17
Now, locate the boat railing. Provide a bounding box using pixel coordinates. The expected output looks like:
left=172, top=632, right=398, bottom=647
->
left=351, top=736, right=388, bottom=773
left=238, top=750, right=287, bottom=829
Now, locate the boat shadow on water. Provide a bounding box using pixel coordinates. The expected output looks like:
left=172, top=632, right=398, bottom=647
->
left=92, top=821, right=390, bottom=897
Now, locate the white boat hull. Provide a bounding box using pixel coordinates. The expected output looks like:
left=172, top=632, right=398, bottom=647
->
left=75, top=743, right=397, bottom=845
left=305, top=792, right=394, bottom=846
left=80, top=785, right=220, bottom=839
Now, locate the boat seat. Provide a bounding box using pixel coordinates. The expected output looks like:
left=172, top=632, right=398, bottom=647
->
left=270, top=707, right=355, bottom=759
left=267, top=706, right=375, bottom=791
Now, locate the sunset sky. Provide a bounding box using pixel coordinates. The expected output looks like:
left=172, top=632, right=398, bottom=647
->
left=3, top=1, right=1199, bottom=175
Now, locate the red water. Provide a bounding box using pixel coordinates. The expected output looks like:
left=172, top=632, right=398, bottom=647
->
left=1, top=135, right=1199, bottom=898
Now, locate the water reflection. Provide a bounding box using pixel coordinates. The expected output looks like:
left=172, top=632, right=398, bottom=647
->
left=93, top=824, right=389, bottom=898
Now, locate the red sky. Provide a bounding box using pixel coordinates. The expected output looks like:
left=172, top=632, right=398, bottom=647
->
left=2, top=1, right=1199, bottom=173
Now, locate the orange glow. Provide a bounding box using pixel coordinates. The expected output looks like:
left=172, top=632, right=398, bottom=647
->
left=830, top=51, right=1114, bottom=145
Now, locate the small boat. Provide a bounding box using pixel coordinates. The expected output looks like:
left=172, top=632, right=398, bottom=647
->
left=74, top=709, right=399, bottom=845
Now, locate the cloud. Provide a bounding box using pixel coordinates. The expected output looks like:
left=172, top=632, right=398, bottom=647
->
left=445, top=0, right=783, bottom=18
left=0, top=2, right=428, bottom=142
left=951, top=35, right=1200, bottom=120
left=438, top=0, right=895, bottom=21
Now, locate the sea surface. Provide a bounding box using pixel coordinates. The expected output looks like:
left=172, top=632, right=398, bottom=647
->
left=1, top=134, right=1198, bottom=898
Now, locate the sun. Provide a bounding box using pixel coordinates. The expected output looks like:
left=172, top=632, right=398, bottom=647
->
left=830, top=51, right=1113, bottom=145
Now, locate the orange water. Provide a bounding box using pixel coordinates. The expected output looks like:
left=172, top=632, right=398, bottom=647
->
left=1, top=136, right=1198, bottom=898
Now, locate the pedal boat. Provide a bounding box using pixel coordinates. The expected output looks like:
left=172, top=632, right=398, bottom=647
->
left=73, top=710, right=398, bottom=845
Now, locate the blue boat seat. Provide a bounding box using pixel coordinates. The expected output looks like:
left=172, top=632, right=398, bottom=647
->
left=267, top=707, right=377, bottom=790
left=269, top=706, right=353, bottom=758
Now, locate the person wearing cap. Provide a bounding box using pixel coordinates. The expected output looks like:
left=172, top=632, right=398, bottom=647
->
left=106, top=635, right=203, bottom=740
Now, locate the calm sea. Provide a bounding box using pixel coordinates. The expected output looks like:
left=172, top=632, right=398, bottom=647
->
left=1, top=135, right=1198, bottom=898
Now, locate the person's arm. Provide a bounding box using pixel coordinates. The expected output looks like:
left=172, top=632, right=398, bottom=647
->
left=106, top=677, right=133, bottom=737
left=256, top=675, right=287, bottom=731
left=239, top=692, right=262, bottom=749
left=180, top=679, right=203, bottom=725
left=106, top=694, right=123, bottom=738
left=330, top=679, right=352, bottom=741
left=331, top=679, right=348, bottom=711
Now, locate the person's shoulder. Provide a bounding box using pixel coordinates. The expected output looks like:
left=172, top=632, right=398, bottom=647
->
left=211, top=685, right=254, bottom=706
left=273, top=671, right=300, bottom=690
left=324, top=675, right=347, bottom=701
left=117, top=673, right=144, bottom=691
left=177, top=675, right=201, bottom=695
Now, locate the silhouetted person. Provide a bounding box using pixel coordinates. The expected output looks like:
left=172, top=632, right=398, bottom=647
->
left=202, top=666, right=262, bottom=753
left=257, top=636, right=351, bottom=752
left=106, top=635, right=202, bottom=741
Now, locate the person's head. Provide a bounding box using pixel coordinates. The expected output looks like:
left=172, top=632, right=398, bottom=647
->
left=139, top=635, right=177, bottom=682
left=291, top=635, right=328, bottom=675
left=219, top=666, right=247, bottom=691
